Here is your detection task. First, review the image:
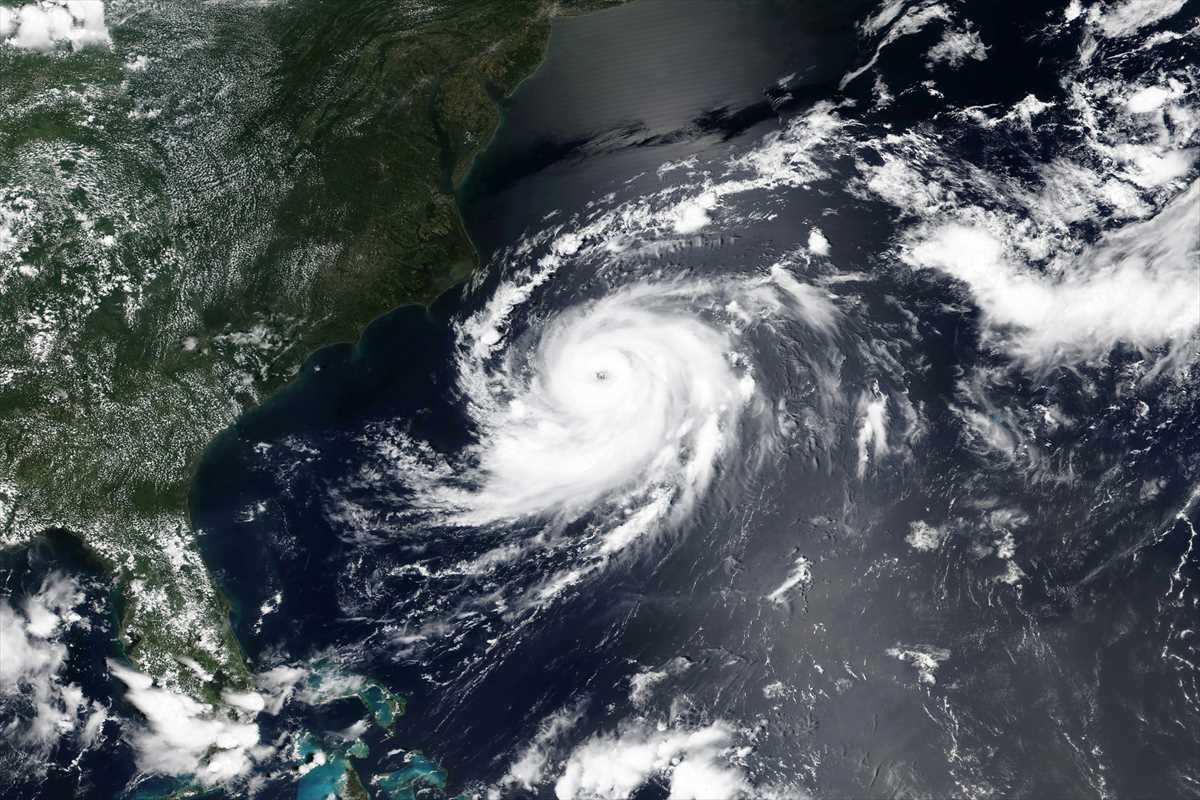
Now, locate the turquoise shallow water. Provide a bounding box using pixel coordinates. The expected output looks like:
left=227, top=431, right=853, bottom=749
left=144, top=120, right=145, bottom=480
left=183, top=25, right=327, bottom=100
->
left=296, top=737, right=354, bottom=800
left=374, top=754, right=448, bottom=800
left=179, top=0, right=1200, bottom=797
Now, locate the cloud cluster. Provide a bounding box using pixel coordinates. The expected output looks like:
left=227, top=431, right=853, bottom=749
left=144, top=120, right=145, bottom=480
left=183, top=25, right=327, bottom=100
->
left=0, top=1, right=110, bottom=51
left=0, top=573, right=108, bottom=781
left=107, top=659, right=402, bottom=789
left=904, top=178, right=1199, bottom=365
left=554, top=722, right=749, bottom=800
left=1087, top=0, right=1189, bottom=39
left=765, top=554, right=813, bottom=604
left=905, top=520, right=946, bottom=551
left=628, top=658, right=692, bottom=708
left=887, top=644, right=951, bottom=685
left=835, top=0, right=1199, bottom=371
left=855, top=383, right=890, bottom=476
left=495, top=704, right=586, bottom=793
left=110, top=663, right=268, bottom=787
left=925, top=24, right=988, bottom=67
left=806, top=227, right=830, bottom=256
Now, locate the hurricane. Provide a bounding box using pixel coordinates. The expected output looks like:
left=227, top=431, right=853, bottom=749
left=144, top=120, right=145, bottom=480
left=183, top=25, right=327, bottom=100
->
left=353, top=253, right=849, bottom=621
left=447, top=281, right=759, bottom=535
left=7, top=0, right=1199, bottom=797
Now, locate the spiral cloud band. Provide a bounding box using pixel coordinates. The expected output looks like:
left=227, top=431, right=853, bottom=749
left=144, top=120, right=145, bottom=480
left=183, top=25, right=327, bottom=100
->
left=444, top=283, right=759, bottom=552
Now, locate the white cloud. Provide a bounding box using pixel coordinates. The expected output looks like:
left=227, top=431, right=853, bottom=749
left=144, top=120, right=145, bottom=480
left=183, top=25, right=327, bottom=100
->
left=110, top=663, right=267, bottom=787
left=926, top=25, right=988, bottom=67
left=0, top=7, right=16, bottom=39
left=221, top=689, right=266, bottom=713
left=766, top=554, right=813, bottom=603
left=554, top=722, right=749, bottom=800
left=992, top=529, right=1026, bottom=585
left=855, top=383, right=890, bottom=477
left=887, top=644, right=951, bottom=685
left=905, top=520, right=946, bottom=551
left=628, top=657, right=691, bottom=707
left=253, top=664, right=308, bottom=714
left=765, top=265, right=840, bottom=332
left=1090, top=0, right=1188, bottom=39
left=106, top=659, right=410, bottom=788
left=669, top=756, right=752, bottom=800
left=841, top=0, right=954, bottom=89
left=846, top=0, right=1199, bottom=371
left=497, top=704, right=585, bottom=793
left=904, top=178, right=1200, bottom=365
left=860, top=0, right=908, bottom=35
left=672, top=191, right=718, bottom=234
left=0, top=573, right=108, bottom=777
left=1127, top=85, right=1176, bottom=113
left=806, top=227, right=830, bottom=256
left=628, top=671, right=668, bottom=708
left=2, top=1, right=110, bottom=51
left=1111, top=143, right=1195, bottom=188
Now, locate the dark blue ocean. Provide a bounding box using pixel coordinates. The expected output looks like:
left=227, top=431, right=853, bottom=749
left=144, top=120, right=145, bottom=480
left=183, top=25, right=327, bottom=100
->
left=187, top=0, right=1200, bottom=796
left=6, top=0, right=1198, bottom=797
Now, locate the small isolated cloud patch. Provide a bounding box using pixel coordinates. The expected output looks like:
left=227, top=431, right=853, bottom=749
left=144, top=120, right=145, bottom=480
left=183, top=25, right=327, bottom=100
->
left=906, top=520, right=946, bottom=551
left=766, top=554, right=813, bottom=604
left=855, top=382, right=890, bottom=477
left=926, top=25, right=988, bottom=67
left=887, top=644, right=951, bottom=685
left=807, top=227, right=831, bottom=256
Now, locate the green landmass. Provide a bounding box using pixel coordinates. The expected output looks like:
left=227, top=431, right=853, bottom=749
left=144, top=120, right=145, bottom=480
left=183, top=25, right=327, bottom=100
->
left=0, top=0, right=623, bottom=699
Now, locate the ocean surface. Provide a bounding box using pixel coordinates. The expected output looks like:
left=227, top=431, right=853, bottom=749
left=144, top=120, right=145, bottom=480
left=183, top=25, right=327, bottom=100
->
left=182, top=0, right=1200, bottom=797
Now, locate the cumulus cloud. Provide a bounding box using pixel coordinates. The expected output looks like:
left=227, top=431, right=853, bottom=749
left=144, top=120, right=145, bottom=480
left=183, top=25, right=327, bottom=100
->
left=0, top=573, right=108, bottom=781
left=1126, top=84, right=1180, bottom=114
left=887, top=644, right=951, bottom=685
left=1, top=1, right=110, bottom=51
left=1089, top=0, right=1189, bottom=39
left=764, top=265, right=840, bottom=332
left=110, top=662, right=268, bottom=787
left=672, top=191, right=718, bottom=234
left=905, top=520, right=946, bottom=551
left=495, top=704, right=585, bottom=794
left=840, top=0, right=956, bottom=88
left=628, top=658, right=692, bottom=708
left=855, top=382, right=890, bottom=476
left=628, top=672, right=668, bottom=709
left=844, top=0, right=1198, bottom=372
left=221, top=689, right=267, bottom=713
left=107, top=658, right=410, bottom=788
left=806, top=227, right=830, bottom=256
left=1110, top=143, right=1195, bottom=188
left=904, top=178, right=1200, bottom=365
left=766, top=554, right=813, bottom=603
left=926, top=25, right=988, bottom=67
left=554, top=722, right=749, bottom=800
left=254, top=664, right=309, bottom=714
